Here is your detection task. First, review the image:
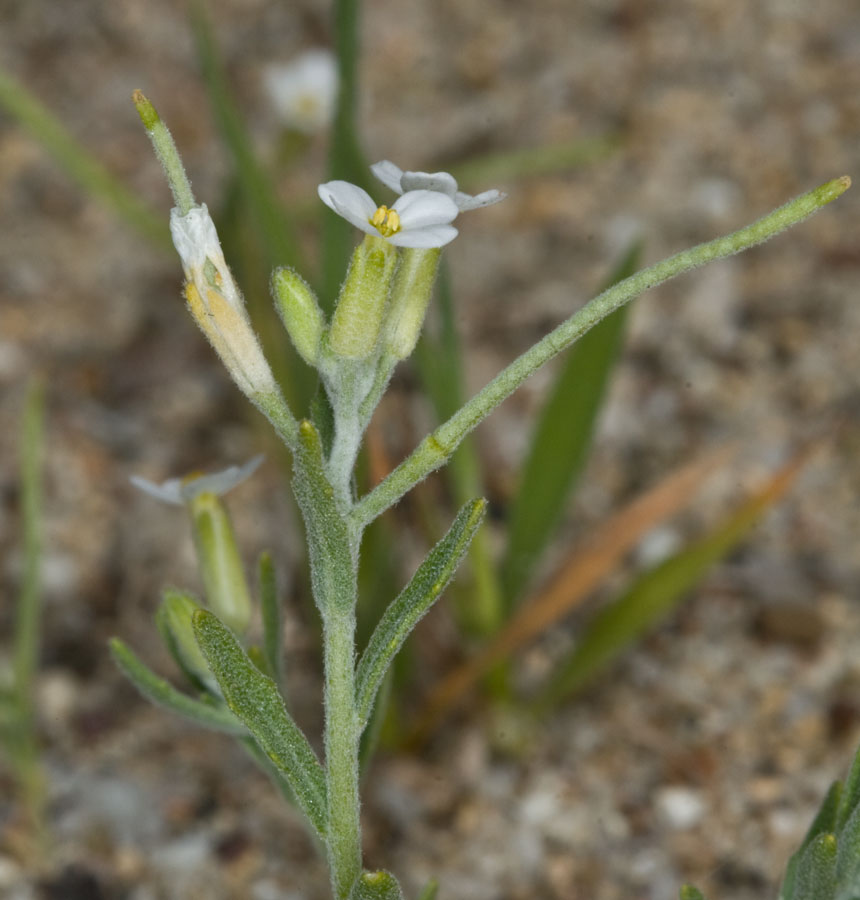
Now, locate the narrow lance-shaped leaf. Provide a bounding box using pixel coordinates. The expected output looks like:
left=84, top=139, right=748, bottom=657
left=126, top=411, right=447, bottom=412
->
left=793, top=833, right=837, bottom=900
left=415, top=879, right=439, bottom=900
left=350, top=870, right=405, bottom=900
left=109, top=638, right=246, bottom=735
left=192, top=609, right=328, bottom=836
left=782, top=781, right=843, bottom=900
left=502, top=242, right=641, bottom=606
left=355, top=498, right=487, bottom=729
left=540, top=449, right=812, bottom=707
left=292, top=420, right=356, bottom=618
left=259, top=551, right=286, bottom=694
left=351, top=176, right=850, bottom=528
left=836, top=743, right=860, bottom=833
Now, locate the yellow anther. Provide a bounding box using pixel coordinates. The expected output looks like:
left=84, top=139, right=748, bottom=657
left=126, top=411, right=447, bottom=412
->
left=370, top=205, right=401, bottom=237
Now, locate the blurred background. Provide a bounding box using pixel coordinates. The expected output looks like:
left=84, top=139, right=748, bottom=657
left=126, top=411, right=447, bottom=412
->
left=1, top=0, right=859, bottom=897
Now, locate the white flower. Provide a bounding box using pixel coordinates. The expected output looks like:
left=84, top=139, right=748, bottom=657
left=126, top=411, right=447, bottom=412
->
left=170, top=205, right=276, bottom=397
left=371, top=160, right=506, bottom=211
left=131, top=456, right=264, bottom=506
left=317, top=181, right=459, bottom=248
left=263, top=49, right=338, bottom=134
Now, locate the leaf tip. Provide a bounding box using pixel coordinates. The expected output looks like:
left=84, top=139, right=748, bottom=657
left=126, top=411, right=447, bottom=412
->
left=132, top=90, right=160, bottom=131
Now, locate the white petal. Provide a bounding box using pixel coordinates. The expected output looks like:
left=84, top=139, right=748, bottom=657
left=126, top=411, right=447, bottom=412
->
left=389, top=224, right=459, bottom=248
left=455, top=189, right=507, bottom=211
left=318, top=181, right=378, bottom=231
left=180, top=455, right=265, bottom=501
left=401, top=170, right=458, bottom=198
left=130, top=475, right=185, bottom=506
left=370, top=160, right=405, bottom=194
left=264, top=50, right=337, bottom=134
left=169, top=204, right=222, bottom=273
left=392, top=190, right=459, bottom=229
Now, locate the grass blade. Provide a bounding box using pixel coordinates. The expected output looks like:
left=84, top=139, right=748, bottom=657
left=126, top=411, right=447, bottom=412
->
left=192, top=609, right=328, bottom=836
left=0, top=67, right=167, bottom=249
left=502, top=242, right=641, bottom=605
left=540, top=447, right=813, bottom=706
left=406, top=448, right=729, bottom=744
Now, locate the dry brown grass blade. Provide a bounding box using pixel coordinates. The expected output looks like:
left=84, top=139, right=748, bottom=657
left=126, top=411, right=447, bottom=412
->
left=405, top=444, right=735, bottom=745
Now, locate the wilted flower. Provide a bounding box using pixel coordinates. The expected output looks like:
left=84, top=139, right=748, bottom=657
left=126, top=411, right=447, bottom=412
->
left=130, top=455, right=264, bottom=506
left=263, top=49, right=338, bottom=134
left=371, top=159, right=506, bottom=211
left=317, top=181, right=459, bottom=248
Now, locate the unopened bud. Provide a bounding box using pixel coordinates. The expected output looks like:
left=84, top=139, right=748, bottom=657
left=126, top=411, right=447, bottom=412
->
left=329, top=235, right=397, bottom=359
left=189, top=491, right=253, bottom=635
left=271, top=267, right=325, bottom=366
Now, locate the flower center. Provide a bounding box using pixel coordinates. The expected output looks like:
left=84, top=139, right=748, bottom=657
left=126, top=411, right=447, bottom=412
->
left=370, top=205, right=401, bottom=237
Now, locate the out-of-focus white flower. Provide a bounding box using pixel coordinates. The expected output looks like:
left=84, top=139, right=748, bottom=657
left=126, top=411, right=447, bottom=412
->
left=263, top=49, right=338, bottom=134
left=371, top=160, right=506, bottom=211
left=130, top=455, right=264, bottom=506
left=170, top=205, right=276, bottom=397
left=317, top=181, right=459, bottom=248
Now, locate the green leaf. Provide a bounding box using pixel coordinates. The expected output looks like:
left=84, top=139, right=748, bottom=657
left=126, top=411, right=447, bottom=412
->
left=109, top=638, right=245, bottom=735
left=836, top=803, right=860, bottom=886
left=540, top=454, right=806, bottom=706
left=350, top=870, right=404, bottom=900
left=191, top=609, right=328, bottom=836
left=355, top=498, right=487, bottom=729
left=292, top=420, right=355, bottom=618
left=501, top=242, right=641, bottom=605
left=783, top=782, right=843, bottom=900
left=836, top=744, right=860, bottom=833
left=793, top=833, right=837, bottom=900
left=679, top=886, right=707, bottom=900
left=155, top=589, right=213, bottom=693
left=259, top=552, right=285, bottom=694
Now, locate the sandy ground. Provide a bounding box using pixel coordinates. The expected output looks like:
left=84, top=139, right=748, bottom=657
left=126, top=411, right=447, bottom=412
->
left=1, top=0, right=860, bottom=897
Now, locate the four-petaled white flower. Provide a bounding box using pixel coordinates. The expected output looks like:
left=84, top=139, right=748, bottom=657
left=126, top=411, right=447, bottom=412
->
left=371, top=160, right=506, bottom=211
left=131, top=456, right=264, bottom=506
left=263, top=49, right=338, bottom=135
left=317, top=181, right=459, bottom=248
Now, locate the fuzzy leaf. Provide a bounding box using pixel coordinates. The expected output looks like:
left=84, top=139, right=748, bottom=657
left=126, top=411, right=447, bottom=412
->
left=109, top=638, right=245, bottom=735
left=292, top=420, right=355, bottom=618
left=355, top=499, right=487, bottom=729
left=502, top=242, right=640, bottom=605
left=836, top=745, right=860, bottom=833
left=783, top=782, right=843, bottom=900
left=836, top=802, right=860, bottom=887
left=192, top=609, right=328, bottom=836
left=680, top=886, right=707, bottom=900
left=350, top=870, right=404, bottom=900
left=793, top=833, right=837, bottom=900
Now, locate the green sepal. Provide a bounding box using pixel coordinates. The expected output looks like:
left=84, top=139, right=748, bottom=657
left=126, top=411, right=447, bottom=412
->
left=349, top=870, right=404, bottom=900
left=793, top=833, right=837, bottom=900
left=292, top=420, right=355, bottom=618
left=109, top=638, right=245, bottom=735
left=679, top=886, right=706, bottom=900
left=782, top=782, right=843, bottom=900
left=355, top=498, right=487, bottom=730
left=271, top=266, right=326, bottom=367
left=191, top=609, right=328, bottom=836
left=384, top=247, right=441, bottom=360
left=155, top=589, right=213, bottom=693
left=259, top=551, right=285, bottom=693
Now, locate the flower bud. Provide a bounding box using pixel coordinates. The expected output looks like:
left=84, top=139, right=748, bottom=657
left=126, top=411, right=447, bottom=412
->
left=271, top=267, right=325, bottom=366
left=189, top=491, right=253, bottom=635
left=156, top=589, right=214, bottom=690
left=328, top=235, right=397, bottom=359
left=384, top=247, right=441, bottom=360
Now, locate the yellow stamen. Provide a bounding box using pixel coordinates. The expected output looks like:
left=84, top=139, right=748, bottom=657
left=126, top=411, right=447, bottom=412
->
left=370, top=205, right=401, bottom=238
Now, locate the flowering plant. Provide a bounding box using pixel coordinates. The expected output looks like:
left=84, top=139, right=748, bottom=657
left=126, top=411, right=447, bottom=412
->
left=109, top=89, right=852, bottom=900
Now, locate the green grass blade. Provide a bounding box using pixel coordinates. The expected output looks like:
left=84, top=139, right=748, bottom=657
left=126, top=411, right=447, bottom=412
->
left=259, top=551, right=286, bottom=694
left=416, top=879, right=439, bottom=900
left=502, top=243, right=642, bottom=605
left=109, top=637, right=246, bottom=735
left=192, top=609, right=328, bottom=836
left=540, top=451, right=810, bottom=707
left=355, top=499, right=487, bottom=730
left=0, top=67, right=168, bottom=249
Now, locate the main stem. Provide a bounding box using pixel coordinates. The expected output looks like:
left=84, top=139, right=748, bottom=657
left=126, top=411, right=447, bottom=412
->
left=323, top=536, right=363, bottom=899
